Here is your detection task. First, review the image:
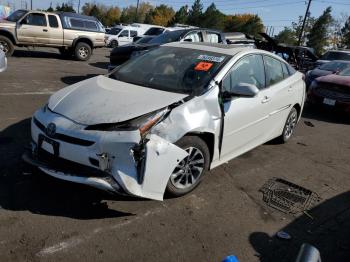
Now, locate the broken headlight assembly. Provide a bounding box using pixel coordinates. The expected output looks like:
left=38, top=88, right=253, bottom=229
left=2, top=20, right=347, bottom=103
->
left=85, top=108, right=169, bottom=137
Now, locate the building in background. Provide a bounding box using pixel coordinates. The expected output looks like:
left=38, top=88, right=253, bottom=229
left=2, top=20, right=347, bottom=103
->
left=0, top=5, right=11, bottom=20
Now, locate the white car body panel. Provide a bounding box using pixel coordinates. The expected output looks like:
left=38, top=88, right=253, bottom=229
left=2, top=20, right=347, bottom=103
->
left=26, top=43, right=306, bottom=200
left=0, top=49, right=7, bottom=72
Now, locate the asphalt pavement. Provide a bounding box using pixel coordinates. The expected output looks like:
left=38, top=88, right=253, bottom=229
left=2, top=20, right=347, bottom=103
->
left=0, top=47, right=349, bottom=262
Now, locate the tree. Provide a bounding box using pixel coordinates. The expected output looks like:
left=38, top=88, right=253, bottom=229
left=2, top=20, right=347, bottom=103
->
left=224, top=14, right=264, bottom=37
left=55, top=3, right=75, bottom=13
left=307, top=7, right=333, bottom=56
left=201, top=3, right=226, bottom=30
left=170, top=6, right=189, bottom=25
left=144, top=5, right=175, bottom=26
left=120, top=3, right=153, bottom=23
left=275, top=27, right=297, bottom=45
left=82, top=4, right=121, bottom=26
left=187, top=0, right=203, bottom=26
left=341, top=16, right=350, bottom=48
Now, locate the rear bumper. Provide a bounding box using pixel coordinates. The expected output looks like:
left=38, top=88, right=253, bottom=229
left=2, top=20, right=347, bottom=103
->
left=308, top=89, right=350, bottom=113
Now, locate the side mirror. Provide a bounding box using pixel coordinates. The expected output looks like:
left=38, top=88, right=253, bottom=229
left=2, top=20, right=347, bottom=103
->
left=231, top=83, right=259, bottom=97
left=183, top=38, right=193, bottom=42
left=0, top=49, right=7, bottom=73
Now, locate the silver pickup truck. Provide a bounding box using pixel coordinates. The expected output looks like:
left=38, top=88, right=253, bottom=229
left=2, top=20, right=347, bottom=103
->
left=0, top=10, right=105, bottom=61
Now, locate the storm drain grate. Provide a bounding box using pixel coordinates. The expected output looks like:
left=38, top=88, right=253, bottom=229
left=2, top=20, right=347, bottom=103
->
left=260, top=178, right=320, bottom=214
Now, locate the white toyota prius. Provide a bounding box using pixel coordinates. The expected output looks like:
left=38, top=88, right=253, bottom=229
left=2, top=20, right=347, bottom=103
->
left=24, top=42, right=306, bottom=201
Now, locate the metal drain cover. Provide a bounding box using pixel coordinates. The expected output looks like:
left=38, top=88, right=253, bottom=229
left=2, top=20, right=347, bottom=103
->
left=260, top=178, right=320, bottom=214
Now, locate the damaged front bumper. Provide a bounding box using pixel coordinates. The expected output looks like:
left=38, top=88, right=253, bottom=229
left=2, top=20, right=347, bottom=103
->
left=24, top=110, right=188, bottom=201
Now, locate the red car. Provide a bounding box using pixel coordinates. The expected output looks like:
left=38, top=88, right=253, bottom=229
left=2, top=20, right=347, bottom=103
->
left=308, top=68, right=350, bottom=113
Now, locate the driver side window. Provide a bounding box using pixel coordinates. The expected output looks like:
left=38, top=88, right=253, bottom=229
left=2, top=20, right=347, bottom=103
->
left=22, top=13, right=47, bottom=26
left=119, top=30, right=129, bottom=37
left=222, top=54, right=266, bottom=92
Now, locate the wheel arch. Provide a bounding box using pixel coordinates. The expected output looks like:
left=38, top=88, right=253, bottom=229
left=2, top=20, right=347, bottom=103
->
left=183, top=132, right=215, bottom=164
left=73, top=37, right=93, bottom=49
left=293, top=103, right=302, bottom=119
left=0, top=30, right=16, bottom=44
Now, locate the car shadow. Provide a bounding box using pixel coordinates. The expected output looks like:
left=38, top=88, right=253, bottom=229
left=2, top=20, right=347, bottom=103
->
left=12, top=49, right=68, bottom=60
left=0, top=118, right=139, bottom=220
left=61, top=74, right=99, bottom=85
left=302, top=103, right=350, bottom=125
left=89, top=62, right=109, bottom=70
left=249, top=191, right=350, bottom=262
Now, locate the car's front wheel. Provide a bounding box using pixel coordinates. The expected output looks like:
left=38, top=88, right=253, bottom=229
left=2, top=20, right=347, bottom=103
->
left=279, top=107, right=298, bottom=143
left=110, top=40, right=118, bottom=48
left=0, top=36, right=14, bottom=56
left=166, top=136, right=210, bottom=197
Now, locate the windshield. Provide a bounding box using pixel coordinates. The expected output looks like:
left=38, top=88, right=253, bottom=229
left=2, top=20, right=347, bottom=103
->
left=108, top=28, right=122, bottom=35
left=339, top=68, right=350, bottom=76
left=144, top=27, right=165, bottom=36
left=321, top=51, right=350, bottom=61
left=319, top=61, right=350, bottom=72
left=6, top=10, right=27, bottom=22
left=135, top=36, right=153, bottom=44
left=148, top=30, right=185, bottom=44
left=110, top=46, right=230, bottom=94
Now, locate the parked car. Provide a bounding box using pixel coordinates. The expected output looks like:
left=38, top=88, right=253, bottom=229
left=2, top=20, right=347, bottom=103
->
left=24, top=42, right=305, bottom=201
left=305, top=60, right=350, bottom=88
left=105, top=26, right=144, bottom=48
left=315, top=49, right=350, bottom=68
left=308, top=68, right=350, bottom=113
left=0, top=10, right=105, bottom=60
left=109, top=28, right=226, bottom=70
left=0, top=48, right=6, bottom=72
left=132, top=26, right=166, bottom=42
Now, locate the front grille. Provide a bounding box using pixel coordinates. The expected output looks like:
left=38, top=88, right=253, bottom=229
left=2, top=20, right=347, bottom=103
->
left=33, top=117, right=95, bottom=146
left=315, top=86, right=350, bottom=102
left=37, top=148, right=107, bottom=178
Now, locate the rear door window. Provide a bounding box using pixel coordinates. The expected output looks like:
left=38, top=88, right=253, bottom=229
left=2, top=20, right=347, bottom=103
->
left=70, top=18, right=84, bottom=28
left=264, top=56, right=285, bottom=86
left=130, top=30, right=138, bottom=37
left=206, top=32, right=222, bottom=43
left=184, top=31, right=203, bottom=42
left=84, top=21, right=98, bottom=31
left=48, top=15, right=59, bottom=28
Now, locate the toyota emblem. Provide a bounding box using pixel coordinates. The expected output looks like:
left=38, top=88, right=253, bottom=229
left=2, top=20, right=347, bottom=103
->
left=46, top=123, right=56, bottom=137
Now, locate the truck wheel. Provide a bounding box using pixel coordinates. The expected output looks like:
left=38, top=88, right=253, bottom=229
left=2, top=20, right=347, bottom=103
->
left=110, top=40, right=118, bottom=48
left=0, top=36, right=14, bottom=57
left=74, top=42, right=91, bottom=61
left=166, top=136, right=210, bottom=197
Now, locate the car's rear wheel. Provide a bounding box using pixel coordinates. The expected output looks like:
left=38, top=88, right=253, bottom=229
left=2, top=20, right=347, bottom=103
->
left=74, top=42, right=92, bottom=61
left=0, top=36, right=14, bottom=57
left=166, top=136, right=209, bottom=197
left=279, top=107, right=298, bottom=143
left=110, top=40, right=118, bottom=48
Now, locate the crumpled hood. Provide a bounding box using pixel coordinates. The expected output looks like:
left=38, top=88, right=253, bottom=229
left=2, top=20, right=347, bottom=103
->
left=48, top=75, right=188, bottom=126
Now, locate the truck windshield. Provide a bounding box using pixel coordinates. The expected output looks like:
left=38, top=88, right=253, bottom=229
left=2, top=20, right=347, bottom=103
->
left=6, top=10, right=27, bottom=22
left=110, top=46, right=230, bottom=95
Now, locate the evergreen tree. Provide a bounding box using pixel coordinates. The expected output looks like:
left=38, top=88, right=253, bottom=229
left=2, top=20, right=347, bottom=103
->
left=187, top=0, right=203, bottom=26
left=341, top=16, right=350, bottom=48
left=307, top=7, right=333, bottom=55
left=201, top=3, right=226, bottom=30
left=170, top=6, right=189, bottom=25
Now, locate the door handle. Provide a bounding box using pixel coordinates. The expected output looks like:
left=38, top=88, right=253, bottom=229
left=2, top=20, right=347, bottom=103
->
left=288, top=86, right=293, bottom=92
left=43, top=29, right=48, bottom=32
left=261, top=96, right=271, bottom=103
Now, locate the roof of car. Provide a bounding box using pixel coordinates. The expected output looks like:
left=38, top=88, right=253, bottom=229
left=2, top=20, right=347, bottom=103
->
left=164, top=42, right=251, bottom=56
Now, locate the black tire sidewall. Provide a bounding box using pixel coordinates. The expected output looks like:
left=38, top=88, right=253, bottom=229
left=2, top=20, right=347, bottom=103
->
left=111, top=40, right=118, bottom=48
left=74, top=42, right=91, bottom=61
left=0, top=36, right=14, bottom=56
left=166, top=136, right=210, bottom=197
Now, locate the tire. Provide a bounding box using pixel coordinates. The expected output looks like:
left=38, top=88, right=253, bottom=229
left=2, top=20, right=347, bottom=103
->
left=278, top=107, right=298, bottom=143
left=0, top=35, right=14, bottom=56
left=110, top=40, right=118, bottom=48
left=166, top=136, right=210, bottom=197
left=74, top=42, right=92, bottom=61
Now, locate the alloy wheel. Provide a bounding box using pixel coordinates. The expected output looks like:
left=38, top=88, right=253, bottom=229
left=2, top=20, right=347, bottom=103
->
left=170, top=147, right=205, bottom=190
left=0, top=41, right=9, bottom=54
left=78, top=46, right=89, bottom=59
left=284, top=109, right=298, bottom=140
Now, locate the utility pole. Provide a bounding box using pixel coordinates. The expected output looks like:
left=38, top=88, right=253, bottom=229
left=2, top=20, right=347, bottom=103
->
left=30, top=0, right=33, bottom=10
left=135, top=0, right=140, bottom=23
left=78, top=0, right=81, bottom=14
left=298, top=0, right=312, bottom=46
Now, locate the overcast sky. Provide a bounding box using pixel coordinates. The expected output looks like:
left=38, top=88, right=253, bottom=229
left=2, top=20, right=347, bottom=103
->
left=2, top=0, right=349, bottom=33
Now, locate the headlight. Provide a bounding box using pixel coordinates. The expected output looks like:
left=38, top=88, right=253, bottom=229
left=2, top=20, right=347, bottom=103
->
left=85, top=108, right=169, bottom=136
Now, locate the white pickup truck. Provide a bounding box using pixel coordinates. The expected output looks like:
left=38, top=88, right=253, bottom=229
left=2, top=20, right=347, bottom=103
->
left=0, top=10, right=105, bottom=61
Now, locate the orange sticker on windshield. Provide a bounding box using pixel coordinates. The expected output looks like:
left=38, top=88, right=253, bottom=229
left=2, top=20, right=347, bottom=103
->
left=195, top=62, right=213, bottom=71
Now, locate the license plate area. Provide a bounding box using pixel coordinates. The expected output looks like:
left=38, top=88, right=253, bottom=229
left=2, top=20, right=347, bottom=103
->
left=323, top=98, right=336, bottom=106
left=38, top=134, right=59, bottom=157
